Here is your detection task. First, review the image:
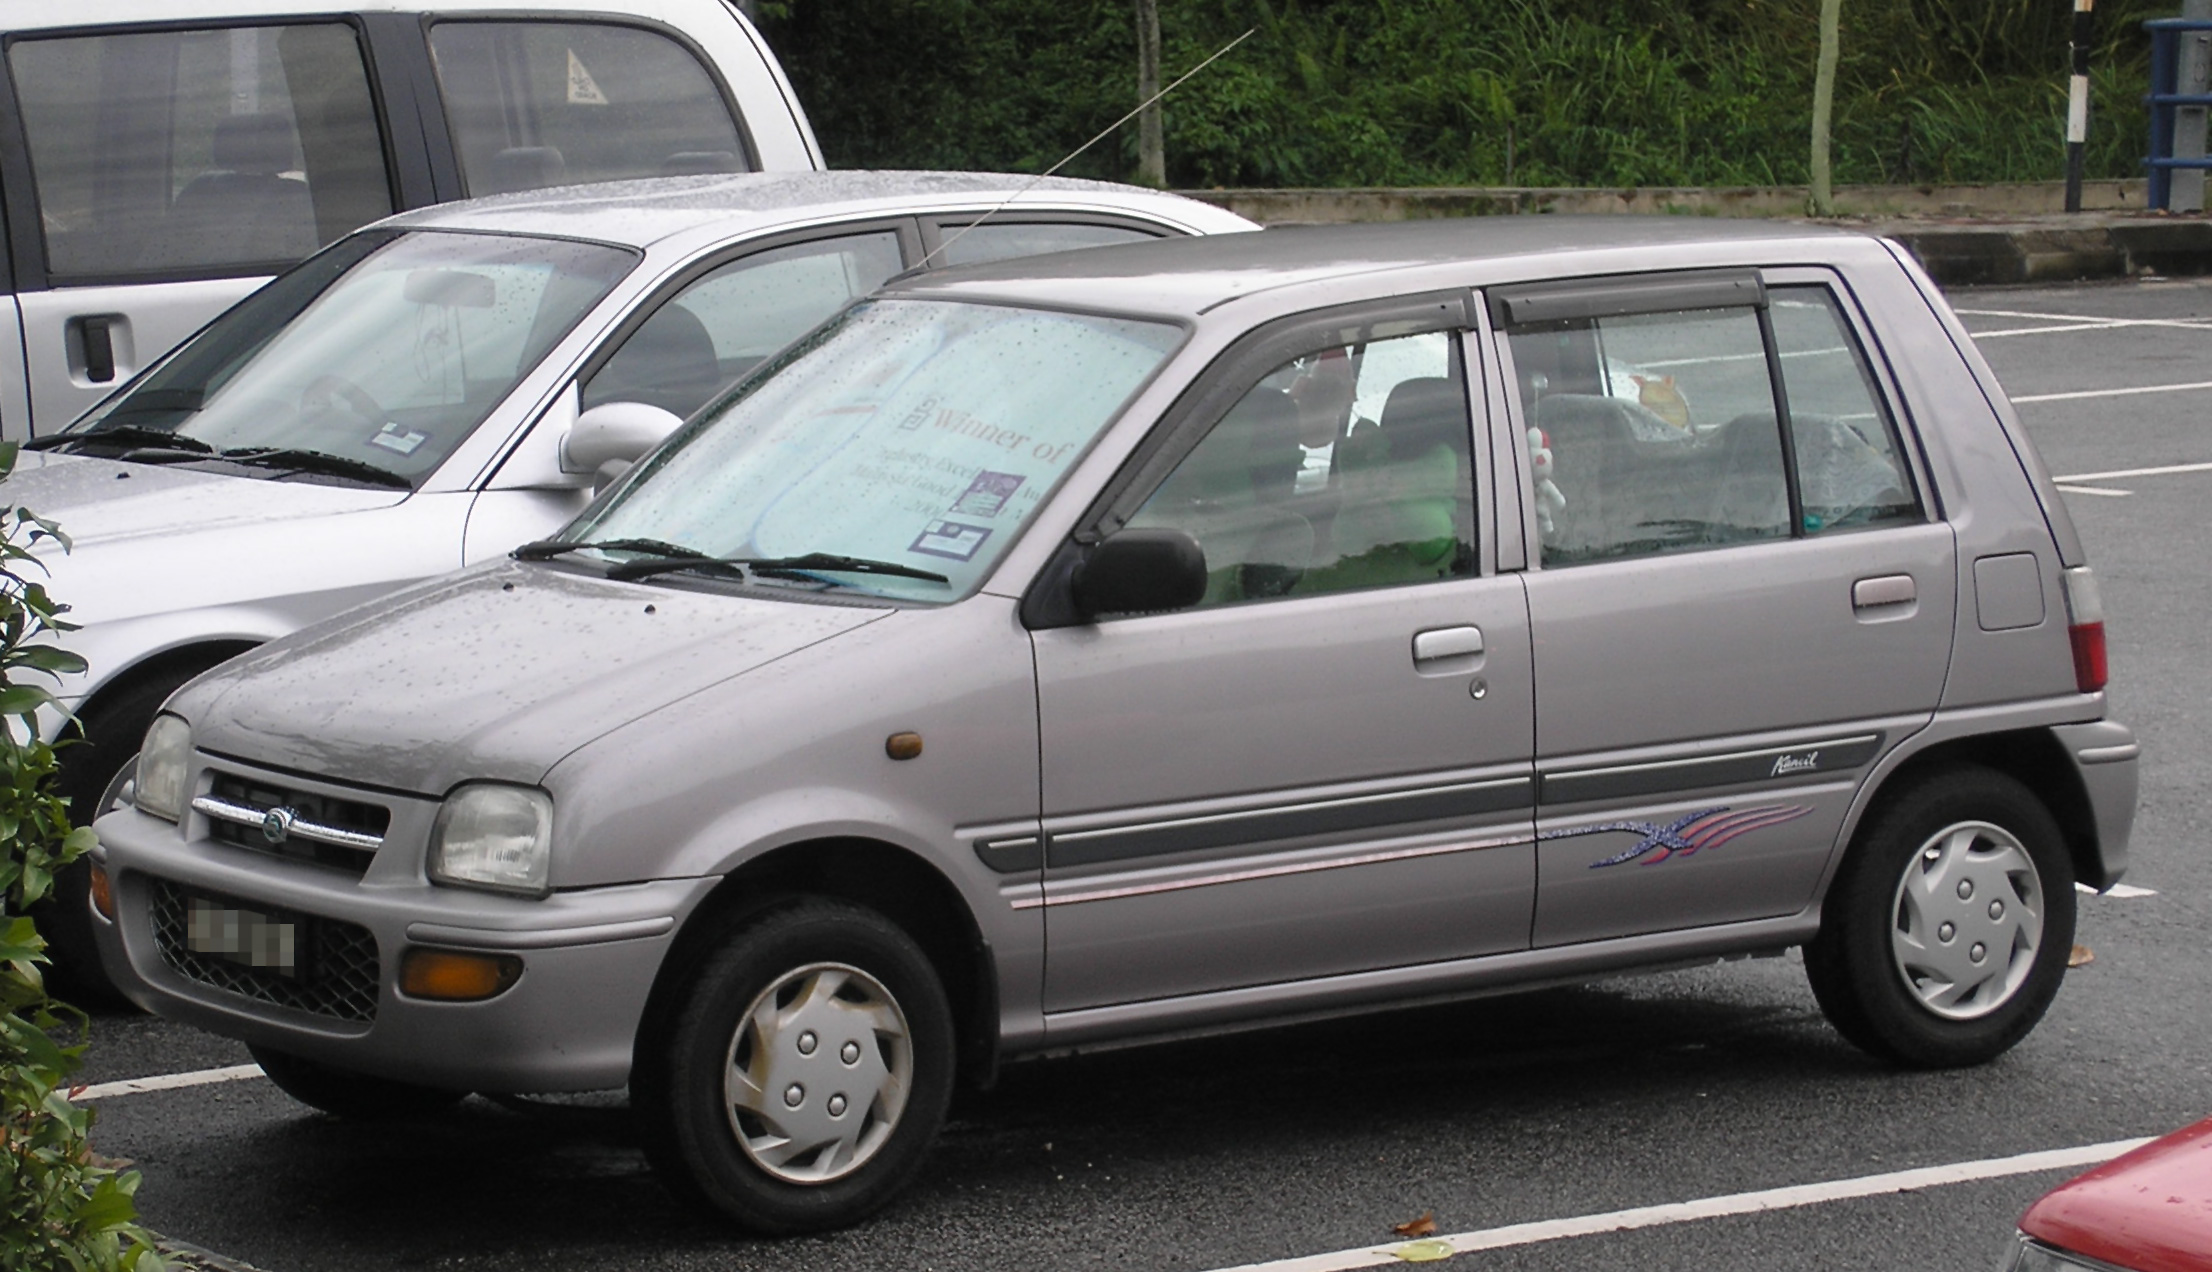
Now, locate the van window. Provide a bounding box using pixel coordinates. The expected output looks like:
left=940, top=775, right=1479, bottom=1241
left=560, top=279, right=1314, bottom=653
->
left=428, top=22, right=751, bottom=196
left=1768, top=286, right=1922, bottom=533
left=9, top=24, right=394, bottom=281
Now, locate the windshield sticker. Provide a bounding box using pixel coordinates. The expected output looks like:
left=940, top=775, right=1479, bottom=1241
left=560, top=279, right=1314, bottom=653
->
left=952, top=471, right=1025, bottom=518
left=369, top=424, right=429, bottom=456
left=910, top=520, right=993, bottom=561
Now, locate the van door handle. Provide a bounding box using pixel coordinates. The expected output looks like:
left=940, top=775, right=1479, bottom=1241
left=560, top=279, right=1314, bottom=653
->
left=75, top=316, right=117, bottom=384
left=1413, top=625, right=1484, bottom=663
left=1852, top=574, right=1916, bottom=610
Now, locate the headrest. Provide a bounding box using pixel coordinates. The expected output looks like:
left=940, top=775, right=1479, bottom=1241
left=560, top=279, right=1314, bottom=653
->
left=488, top=146, right=568, bottom=194
left=1378, top=376, right=1464, bottom=461
left=662, top=150, right=742, bottom=176
left=211, top=113, right=296, bottom=175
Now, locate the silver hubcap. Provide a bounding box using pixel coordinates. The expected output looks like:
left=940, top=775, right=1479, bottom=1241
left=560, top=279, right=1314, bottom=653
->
left=723, top=962, right=911, bottom=1184
left=1889, top=821, right=2044, bottom=1020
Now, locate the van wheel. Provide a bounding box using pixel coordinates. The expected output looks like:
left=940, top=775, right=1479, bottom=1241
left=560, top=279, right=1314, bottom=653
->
left=249, top=1044, right=467, bottom=1119
left=634, top=899, right=953, bottom=1234
left=1805, top=766, right=2075, bottom=1068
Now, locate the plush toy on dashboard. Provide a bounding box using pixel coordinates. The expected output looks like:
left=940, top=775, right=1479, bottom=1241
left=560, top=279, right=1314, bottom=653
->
left=1527, top=426, right=1567, bottom=539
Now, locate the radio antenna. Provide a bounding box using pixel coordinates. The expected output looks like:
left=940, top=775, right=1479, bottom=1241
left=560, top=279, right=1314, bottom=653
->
left=920, top=27, right=1255, bottom=269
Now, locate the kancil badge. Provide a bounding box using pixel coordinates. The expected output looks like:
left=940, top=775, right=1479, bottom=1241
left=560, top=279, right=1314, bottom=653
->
left=952, top=471, right=1024, bottom=518
left=910, top=520, right=992, bottom=562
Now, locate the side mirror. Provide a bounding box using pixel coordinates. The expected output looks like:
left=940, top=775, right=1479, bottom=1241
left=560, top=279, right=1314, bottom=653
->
left=561, top=401, right=683, bottom=483
left=1070, top=528, right=1207, bottom=620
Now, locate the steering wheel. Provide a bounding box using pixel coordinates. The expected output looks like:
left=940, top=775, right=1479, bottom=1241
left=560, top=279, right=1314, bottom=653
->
left=298, top=374, right=386, bottom=428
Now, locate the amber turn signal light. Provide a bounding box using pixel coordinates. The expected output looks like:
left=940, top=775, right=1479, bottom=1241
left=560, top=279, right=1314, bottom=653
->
left=399, top=948, right=523, bottom=1001
left=89, top=865, right=115, bottom=920
left=885, top=731, right=923, bottom=761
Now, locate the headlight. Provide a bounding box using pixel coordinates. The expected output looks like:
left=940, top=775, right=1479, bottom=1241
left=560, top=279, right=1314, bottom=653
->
left=428, top=784, right=553, bottom=897
left=2007, top=1235, right=2107, bottom=1272
left=133, top=713, right=192, bottom=822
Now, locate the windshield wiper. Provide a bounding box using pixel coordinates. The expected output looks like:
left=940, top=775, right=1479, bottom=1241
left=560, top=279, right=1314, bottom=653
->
left=513, top=537, right=712, bottom=563
left=26, top=425, right=215, bottom=455
left=217, top=447, right=411, bottom=489
left=605, top=551, right=949, bottom=586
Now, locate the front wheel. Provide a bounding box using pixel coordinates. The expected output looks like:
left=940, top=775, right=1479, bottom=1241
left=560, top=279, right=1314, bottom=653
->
left=1805, top=766, right=2075, bottom=1068
left=634, top=899, right=954, bottom=1234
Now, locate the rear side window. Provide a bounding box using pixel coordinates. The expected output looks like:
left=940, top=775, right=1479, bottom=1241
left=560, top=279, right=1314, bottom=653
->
left=1504, top=285, right=1920, bottom=566
left=428, top=22, right=750, bottom=196
left=9, top=24, right=394, bottom=281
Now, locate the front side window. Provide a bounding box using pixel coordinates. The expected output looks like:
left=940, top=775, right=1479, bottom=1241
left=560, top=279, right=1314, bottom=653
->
left=583, top=231, right=905, bottom=419
left=429, top=22, right=750, bottom=196
left=561, top=299, right=1185, bottom=602
left=1127, top=329, right=1474, bottom=607
left=63, top=231, right=636, bottom=486
left=9, top=24, right=393, bottom=280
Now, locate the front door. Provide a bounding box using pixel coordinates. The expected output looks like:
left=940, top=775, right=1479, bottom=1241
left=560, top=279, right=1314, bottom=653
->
left=1032, top=312, right=1536, bottom=1015
left=1495, top=271, right=1957, bottom=947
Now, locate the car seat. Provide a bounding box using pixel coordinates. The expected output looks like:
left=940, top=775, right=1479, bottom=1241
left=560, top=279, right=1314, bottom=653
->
left=168, top=113, right=319, bottom=266
left=487, top=146, right=568, bottom=194
left=584, top=301, right=725, bottom=419
left=1315, top=376, right=1468, bottom=589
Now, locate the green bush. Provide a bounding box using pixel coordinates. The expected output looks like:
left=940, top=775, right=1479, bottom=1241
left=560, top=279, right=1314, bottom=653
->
left=756, top=0, right=2165, bottom=190
left=0, top=440, right=162, bottom=1272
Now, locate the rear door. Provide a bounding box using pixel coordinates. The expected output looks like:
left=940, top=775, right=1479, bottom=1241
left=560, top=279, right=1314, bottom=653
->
left=1, top=19, right=403, bottom=435
left=1494, top=270, right=1956, bottom=947
left=1029, top=297, right=1537, bottom=1015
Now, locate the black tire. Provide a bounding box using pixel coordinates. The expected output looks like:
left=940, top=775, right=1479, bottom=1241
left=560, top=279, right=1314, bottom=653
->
left=1805, top=765, right=2076, bottom=1068
left=633, top=899, right=955, bottom=1234
left=39, top=670, right=202, bottom=1006
left=249, top=1044, right=467, bottom=1120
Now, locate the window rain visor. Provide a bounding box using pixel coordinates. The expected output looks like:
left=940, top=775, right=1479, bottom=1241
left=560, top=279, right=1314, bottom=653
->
left=64, top=231, right=637, bottom=487
left=563, top=299, right=1185, bottom=601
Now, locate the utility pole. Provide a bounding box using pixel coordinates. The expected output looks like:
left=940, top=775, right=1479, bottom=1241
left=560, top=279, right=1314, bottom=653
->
left=1135, top=0, right=1165, bottom=186
left=1809, top=0, right=1841, bottom=215
left=2065, top=0, right=2094, bottom=212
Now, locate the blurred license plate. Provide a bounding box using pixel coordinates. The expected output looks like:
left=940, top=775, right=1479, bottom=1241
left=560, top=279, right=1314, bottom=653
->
left=185, top=895, right=299, bottom=978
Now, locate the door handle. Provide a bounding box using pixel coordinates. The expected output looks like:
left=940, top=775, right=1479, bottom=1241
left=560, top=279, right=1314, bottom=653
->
left=1413, top=625, right=1485, bottom=663
left=71, top=315, right=119, bottom=384
left=1852, top=574, right=1916, bottom=610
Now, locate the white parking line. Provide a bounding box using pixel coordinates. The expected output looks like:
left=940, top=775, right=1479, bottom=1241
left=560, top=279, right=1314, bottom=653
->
left=70, top=1063, right=265, bottom=1102
left=2012, top=379, right=2212, bottom=404
left=2054, top=459, right=2212, bottom=482
left=1973, top=321, right=2141, bottom=339
left=2056, top=484, right=2133, bottom=497
left=1957, top=306, right=2212, bottom=332
left=1207, top=1137, right=2156, bottom=1272
left=2080, top=882, right=2158, bottom=898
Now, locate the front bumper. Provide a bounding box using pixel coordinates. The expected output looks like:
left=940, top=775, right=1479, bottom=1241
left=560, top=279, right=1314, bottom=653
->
left=92, top=801, right=718, bottom=1093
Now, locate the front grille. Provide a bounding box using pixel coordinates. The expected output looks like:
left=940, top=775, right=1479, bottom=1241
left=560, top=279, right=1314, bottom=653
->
left=148, top=879, right=380, bottom=1023
left=203, top=772, right=388, bottom=874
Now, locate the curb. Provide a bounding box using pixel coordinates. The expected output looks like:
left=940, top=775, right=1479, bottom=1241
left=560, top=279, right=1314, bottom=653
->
left=1180, top=185, right=2212, bottom=288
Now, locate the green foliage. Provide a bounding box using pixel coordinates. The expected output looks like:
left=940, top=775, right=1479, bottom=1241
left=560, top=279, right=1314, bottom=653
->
left=0, top=441, right=162, bottom=1272
left=757, top=0, right=2165, bottom=189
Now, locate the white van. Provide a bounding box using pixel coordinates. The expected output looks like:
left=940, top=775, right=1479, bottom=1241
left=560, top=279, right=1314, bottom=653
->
left=0, top=0, right=822, bottom=438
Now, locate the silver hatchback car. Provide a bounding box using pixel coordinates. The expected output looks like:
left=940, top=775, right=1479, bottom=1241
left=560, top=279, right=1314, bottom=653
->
left=93, top=218, right=2138, bottom=1234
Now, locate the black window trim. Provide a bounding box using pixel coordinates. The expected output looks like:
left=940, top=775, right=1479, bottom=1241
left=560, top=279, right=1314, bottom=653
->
left=1020, top=289, right=1479, bottom=631
left=1, top=13, right=410, bottom=291
left=916, top=211, right=1173, bottom=265
left=418, top=10, right=764, bottom=199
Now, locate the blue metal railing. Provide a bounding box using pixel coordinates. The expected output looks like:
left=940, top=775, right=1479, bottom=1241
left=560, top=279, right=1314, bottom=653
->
left=2145, top=17, right=2212, bottom=207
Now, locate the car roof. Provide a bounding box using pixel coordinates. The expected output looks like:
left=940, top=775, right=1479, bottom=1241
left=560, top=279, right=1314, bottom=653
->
left=375, top=170, right=1254, bottom=251
left=2020, top=1118, right=2212, bottom=1272
left=879, top=215, right=1873, bottom=320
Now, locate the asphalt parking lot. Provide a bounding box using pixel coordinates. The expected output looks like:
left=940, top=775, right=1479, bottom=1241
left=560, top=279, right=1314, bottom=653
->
left=70, top=275, right=2212, bottom=1272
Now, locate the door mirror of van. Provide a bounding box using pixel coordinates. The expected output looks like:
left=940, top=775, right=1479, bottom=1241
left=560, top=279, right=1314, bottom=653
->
left=1071, top=528, right=1208, bottom=620
left=562, top=400, right=684, bottom=484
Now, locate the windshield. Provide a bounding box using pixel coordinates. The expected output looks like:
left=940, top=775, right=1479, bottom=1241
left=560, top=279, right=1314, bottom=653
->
left=64, top=230, right=637, bottom=486
left=560, top=298, right=1185, bottom=601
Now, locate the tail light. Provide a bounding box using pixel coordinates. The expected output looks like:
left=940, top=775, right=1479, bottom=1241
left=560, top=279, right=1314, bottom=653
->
left=2060, top=566, right=2106, bottom=694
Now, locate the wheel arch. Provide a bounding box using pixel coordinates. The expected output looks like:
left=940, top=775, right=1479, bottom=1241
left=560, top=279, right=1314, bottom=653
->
left=1864, top=728, right=2104, bottom=890
left=638, top=836, right=1000, bottom=1089
left=72, top=639, right=263, bottom=737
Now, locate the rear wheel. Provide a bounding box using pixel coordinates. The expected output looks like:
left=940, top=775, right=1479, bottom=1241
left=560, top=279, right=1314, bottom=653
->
left=249, top=1045, right=466, bottom=1120
left=634, top=899, right=954, bottom=1234
left=1805, top=766, right=2074, bottom=1068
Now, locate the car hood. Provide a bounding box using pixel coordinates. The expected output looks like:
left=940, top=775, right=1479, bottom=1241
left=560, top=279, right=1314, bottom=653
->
left=1, top=449, right=408, bottom=545
left=179, top=560, right=893, bottom=794
left=2021, top=1118, right=2212, bottom=1272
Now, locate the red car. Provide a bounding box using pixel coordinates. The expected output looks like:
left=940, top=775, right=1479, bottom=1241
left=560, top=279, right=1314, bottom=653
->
left=2009, top=1120, right=2212, bottom=1272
